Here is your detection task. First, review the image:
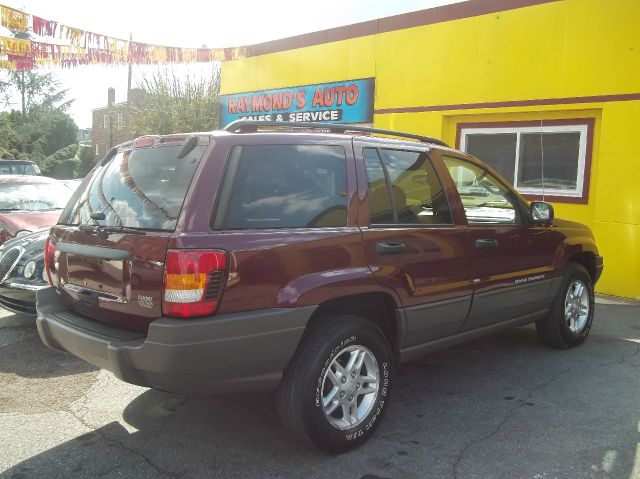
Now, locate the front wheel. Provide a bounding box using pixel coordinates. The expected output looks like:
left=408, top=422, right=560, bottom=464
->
left=277, top=315, right=394, bottom=453
left=536, top=263, right=595, bottom=349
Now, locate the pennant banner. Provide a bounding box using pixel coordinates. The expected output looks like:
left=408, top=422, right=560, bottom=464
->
left=0, top=3, right=248, bottom=69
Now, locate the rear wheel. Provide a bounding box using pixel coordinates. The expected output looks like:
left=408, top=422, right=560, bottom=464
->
left=536, top=263, right=594, bottom=349
left=277, top=315, right=394, bottom=452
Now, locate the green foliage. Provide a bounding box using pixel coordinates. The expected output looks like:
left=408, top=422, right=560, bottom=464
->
left=131, top=67, right=221, bottom=136
left=74, top=144, right=94, bottom=178
left=0, top=69, right=80, bottom=176
left=6, top=70, right=73, bottom=115
left=17, top=106, right=78, bottom=156
left=44, top=143, right=79, bottom=179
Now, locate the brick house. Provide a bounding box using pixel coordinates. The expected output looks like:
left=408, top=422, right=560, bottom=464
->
left=91, top=88, right=135, bottom=161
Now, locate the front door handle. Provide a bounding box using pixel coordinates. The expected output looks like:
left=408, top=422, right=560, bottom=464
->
left=376, top=242, right=406, bottom=254
left=475, top=238, right=499, bottom=249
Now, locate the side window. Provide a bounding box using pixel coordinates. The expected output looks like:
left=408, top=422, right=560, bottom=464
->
left=364, top=147, right=452, bottom=225
left=216, top=145, right=347, bottom=229
left=442, top=156, right=522, bottom=225
left=364, top=148, right=394, bottom=224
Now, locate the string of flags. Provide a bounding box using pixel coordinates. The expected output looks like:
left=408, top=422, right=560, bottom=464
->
left=0, top=3, right=248, bottom=70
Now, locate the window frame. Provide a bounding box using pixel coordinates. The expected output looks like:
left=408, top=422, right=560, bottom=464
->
left=363, top=146, right=454, bottom=228
left=103, top=114, right=109, bottom=129
left=457, top=119, right=594, bottom=204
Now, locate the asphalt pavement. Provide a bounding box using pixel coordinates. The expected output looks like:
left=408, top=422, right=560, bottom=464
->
left=1, top=299, right=639, bottom=479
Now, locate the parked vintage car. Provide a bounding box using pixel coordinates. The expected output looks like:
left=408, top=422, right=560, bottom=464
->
left=0, top=175, right=74, bottom=245
left=37, top=121, right=602, bottom=452
left=0, top=229, right=48, bottom=316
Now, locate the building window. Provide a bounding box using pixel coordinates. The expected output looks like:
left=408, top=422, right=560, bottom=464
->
left=95, top=143, right=100, bottom=156
left=459, top=120, right=593, bottom=202
left=116, top=112, right=124, bottom=129
left=103, top=114, right=109, bottom=129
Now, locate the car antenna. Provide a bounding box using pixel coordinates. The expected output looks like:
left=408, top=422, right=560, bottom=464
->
left=540, top=118, right=546, bottom=202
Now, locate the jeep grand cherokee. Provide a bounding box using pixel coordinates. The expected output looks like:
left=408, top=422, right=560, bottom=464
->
left=36, top=121, right=603, bottom=452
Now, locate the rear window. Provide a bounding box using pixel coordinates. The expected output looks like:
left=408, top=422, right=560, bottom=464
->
left=59, top=144, right=206, bottom=230
left=214, top=145, right=347, bottom=229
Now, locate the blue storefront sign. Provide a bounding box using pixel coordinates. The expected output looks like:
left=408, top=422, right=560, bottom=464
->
left=220, top=78, right=375, bottom=126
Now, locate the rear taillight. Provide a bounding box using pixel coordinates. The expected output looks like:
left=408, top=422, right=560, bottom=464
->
left=162, top=249, right=227, bottom=318
left=44, top=237, right=55, bottom=284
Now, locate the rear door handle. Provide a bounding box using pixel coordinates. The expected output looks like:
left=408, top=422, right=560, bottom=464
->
left=376, top=242, right=406, bottom=254
left=475, top=238, right=499, bottom=249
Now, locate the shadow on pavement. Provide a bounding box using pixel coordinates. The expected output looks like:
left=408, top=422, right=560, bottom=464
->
left=3, top=305, right=639, bottom=478
left=0, top=316, right=98, bottom=380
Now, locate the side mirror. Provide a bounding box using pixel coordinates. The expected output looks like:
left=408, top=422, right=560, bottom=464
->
left=530, top=201, right=554, bottom=224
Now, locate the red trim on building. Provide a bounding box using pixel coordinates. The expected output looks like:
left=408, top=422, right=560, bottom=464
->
left=248, top=0, right=561, bottom=57
left=455, top=118, right=596, bottom=205
left=375, top=93, right=640, bottom=115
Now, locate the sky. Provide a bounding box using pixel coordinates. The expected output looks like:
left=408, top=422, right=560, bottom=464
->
left=0, top=0, right=464, bottom=128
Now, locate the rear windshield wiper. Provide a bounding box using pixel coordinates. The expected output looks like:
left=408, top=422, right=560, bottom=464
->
left=79, top=224, right=146, bottom=235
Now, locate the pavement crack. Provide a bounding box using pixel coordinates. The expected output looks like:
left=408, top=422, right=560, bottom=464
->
left=597, top=343, right=640, bottom=368
left=67, top=407, right=180, bottom=478
left=622, top=344, right=640, bottom=363
left=451, top=365, right=576, bottom=479
left=66, top=389, right=180, bottom=479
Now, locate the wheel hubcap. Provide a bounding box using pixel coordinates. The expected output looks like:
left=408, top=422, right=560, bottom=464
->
left=321, top=345, right=379, bottom=430
left=564, top=279, right=590, bottom=333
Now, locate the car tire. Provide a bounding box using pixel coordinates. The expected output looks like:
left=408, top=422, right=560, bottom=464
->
left=276, top=314, right=394, bottom=453
left=535, top=263, right=594, bottom=349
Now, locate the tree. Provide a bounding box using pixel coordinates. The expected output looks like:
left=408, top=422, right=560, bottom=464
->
left=74, top=144, right=94, bottom=178
left=0, top=68, right=78, bottom=174
left=130, top=67, right=221, bottom=136
left=40, top=143, right=79, bottom=178
left=7, top=70, right=73, bottom=117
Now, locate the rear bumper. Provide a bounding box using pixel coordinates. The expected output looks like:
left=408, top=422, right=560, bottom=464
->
left=36, top=287, right=316, bottom=395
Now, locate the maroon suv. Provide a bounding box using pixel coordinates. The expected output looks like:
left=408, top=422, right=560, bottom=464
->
left=36, top=121, right=603, bottom=452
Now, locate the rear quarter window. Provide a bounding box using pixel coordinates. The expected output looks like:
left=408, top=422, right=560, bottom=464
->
left=214, top=145, right=347, bottom=229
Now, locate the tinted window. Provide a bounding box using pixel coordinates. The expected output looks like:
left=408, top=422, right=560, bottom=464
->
left=466, top=133, right=517, bottom=183
left=518, top=132, right=580, bottom=190
left=364, top=147, right=452, bottom=225
left=59, top=144, right=206, bottom=230
left=364, top=148, right=394, bottom=224
left=216, top=145, right=347, bottom=229
left=443, top=156, right=522, bottom=225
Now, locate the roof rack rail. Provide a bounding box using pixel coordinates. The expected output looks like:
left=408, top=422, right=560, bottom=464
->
left=222, top=120, right=449, bottom=147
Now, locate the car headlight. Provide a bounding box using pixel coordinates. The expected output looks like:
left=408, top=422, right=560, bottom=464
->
left=15, top=230, right=32, bottom=237
left=23, top=260, right=37, bottom=279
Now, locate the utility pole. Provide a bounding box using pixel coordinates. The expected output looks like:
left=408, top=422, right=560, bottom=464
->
left=126, top=32, right=132, bottom=141
left=19, top=70, right=26, bottom=153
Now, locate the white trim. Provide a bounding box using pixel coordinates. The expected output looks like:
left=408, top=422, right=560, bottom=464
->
left=460, top=124, right=589, bottom=198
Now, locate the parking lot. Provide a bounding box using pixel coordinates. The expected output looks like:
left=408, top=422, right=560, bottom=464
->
left=1, top=299, right=639, bottom=479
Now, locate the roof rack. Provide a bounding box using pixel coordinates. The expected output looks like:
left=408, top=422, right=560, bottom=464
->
left=222, top=120, right=449, bottom=147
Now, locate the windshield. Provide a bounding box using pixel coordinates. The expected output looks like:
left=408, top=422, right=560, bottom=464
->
left=0, top=162, right=40, bottom=175
left=59, top=144, right=206, bottom=230
left=0, top=182, right=72, bottom=211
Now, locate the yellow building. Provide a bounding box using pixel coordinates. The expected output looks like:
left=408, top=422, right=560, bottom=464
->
left=220, top=0, right=640, bottom=299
